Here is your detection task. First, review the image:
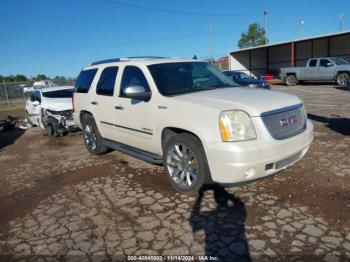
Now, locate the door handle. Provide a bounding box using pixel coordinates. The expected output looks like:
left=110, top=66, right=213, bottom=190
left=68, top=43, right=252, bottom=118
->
left=91, top=101, right=98, bottom=105
left=114, top=105, right=124, bottom=110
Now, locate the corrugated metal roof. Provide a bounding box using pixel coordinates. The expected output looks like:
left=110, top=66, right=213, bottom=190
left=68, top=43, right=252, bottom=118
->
left=229, top=30, right=350, bottom=54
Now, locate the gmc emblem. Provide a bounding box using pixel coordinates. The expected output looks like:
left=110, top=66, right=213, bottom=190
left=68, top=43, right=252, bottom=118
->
left=280, top=115, right=297, bottom=127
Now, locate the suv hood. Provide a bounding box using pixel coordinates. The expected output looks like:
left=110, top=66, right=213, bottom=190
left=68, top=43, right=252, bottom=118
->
left=41, top=98, right=73, bottom=112
left=173, top=87, right=301, bottom=117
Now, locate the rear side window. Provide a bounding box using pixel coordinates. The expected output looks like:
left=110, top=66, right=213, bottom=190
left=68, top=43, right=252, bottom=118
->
left=309, top=59, right=317, bottom=67
left=75, top=69, right=98, bottom=93
left=96, top=66, right=119, bottom=96
left=120, top=66, right=150, bottom=97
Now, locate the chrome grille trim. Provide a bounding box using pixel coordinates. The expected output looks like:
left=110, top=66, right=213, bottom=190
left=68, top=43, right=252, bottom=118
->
left=261, top=104, right=306, bottom=140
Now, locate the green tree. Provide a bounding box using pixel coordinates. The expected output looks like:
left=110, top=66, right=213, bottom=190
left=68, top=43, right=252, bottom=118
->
left=14, top=74, right=27, bottom=82
left=238, top=23, right=267, bottom=49
left=33, top=74, right=48, bottom=81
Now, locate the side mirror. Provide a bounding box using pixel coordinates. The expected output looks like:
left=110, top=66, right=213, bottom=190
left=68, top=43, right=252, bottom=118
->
left=326, top=62, right=333, bottom=67
left=32, top=101, right=40, bottom=106
left=123, top=86, right=151, bottom=100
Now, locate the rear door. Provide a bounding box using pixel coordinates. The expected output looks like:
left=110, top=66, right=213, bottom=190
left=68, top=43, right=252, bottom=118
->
left=305, top=59, right=318, bottom=80
left=93, top=66, right=120, bottom=141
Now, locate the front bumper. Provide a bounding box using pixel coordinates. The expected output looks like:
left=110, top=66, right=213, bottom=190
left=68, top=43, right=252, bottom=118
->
left=204, top=120, right=313, bottom=184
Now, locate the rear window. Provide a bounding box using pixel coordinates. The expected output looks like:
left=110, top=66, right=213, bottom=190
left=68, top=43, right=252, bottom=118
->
left=42, top=89, right=74, bottom=98
left=75, top=69, right=98, bottom=93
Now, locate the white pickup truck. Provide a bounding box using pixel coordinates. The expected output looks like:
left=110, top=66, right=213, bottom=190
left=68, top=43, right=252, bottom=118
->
left=280, top=57, right=350, bottom=87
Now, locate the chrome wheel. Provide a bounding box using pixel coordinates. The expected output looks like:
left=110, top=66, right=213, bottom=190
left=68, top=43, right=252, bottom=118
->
left=166, top=143, right=199, bottom=189
left=84, top=124, right=97, bottom=151
left=337, top=73, right=349, bottom=86
left=286, top=75, right=296, bottom=86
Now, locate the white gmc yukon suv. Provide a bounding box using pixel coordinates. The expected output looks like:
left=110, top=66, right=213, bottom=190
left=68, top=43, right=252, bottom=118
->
left=73, top=57, right=313, bottom=194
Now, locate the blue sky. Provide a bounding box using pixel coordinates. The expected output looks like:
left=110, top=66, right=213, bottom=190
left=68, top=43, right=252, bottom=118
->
left=1, top=0, right=349, bottom=78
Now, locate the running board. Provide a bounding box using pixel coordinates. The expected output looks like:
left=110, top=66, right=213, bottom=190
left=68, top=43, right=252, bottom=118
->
left=102, top=139, right=163, bottom=165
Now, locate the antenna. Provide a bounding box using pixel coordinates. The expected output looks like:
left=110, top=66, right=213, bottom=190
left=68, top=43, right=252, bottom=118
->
left=209, top=20, right=214, bottom=61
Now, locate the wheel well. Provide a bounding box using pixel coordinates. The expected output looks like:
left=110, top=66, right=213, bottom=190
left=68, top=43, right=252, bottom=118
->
left=161, top=127, right=201, bottom=149
left=286, top=73, right=296, bottom=76
left=80, top=110, right=93, bottom=123
left=336, top=71, right=350, bottom=76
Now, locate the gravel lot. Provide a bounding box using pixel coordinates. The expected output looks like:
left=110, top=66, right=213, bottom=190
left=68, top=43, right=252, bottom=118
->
left=0, top=84, right=349, bottom=261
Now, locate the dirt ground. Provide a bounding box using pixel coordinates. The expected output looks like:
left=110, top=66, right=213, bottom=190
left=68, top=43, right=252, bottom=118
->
left=0, top=85, right=349, bottom=261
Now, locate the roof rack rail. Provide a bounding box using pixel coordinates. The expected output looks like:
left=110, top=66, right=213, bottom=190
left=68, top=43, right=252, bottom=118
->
left=90, top=58, right=121, bottom=66
left=90, top=56, right=169, bottom=66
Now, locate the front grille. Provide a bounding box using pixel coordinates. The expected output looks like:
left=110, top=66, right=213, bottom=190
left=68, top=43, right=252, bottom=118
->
left=261, top=104, right=306, bottom=140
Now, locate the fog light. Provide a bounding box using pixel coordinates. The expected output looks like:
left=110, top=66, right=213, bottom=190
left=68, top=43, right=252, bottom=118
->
left=244, top=168, right=256, bottom=179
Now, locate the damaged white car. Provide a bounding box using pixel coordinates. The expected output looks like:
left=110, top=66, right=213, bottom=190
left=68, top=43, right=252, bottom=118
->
left=25, top=86, right=78, bottom=136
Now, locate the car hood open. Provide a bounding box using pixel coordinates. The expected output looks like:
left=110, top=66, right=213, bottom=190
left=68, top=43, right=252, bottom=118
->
left=172, top=87, right=301, bottom=117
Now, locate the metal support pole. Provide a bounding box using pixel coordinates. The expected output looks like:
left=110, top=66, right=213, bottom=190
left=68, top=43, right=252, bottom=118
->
left=3, top=80, right=10, bottom=107
left=339, top=14, right=343, bottom=32
left=264, top=9, right=268, bottom=44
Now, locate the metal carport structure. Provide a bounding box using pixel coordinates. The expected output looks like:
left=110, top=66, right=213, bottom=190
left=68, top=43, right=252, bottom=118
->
left=228, top=30, right=350, bottom=77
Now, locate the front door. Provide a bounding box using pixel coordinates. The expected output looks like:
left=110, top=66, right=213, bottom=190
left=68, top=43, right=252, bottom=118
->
left=112, top=65, right=156, bottom=153
left=318, top=59, right=336, bottom=80
left=26, top=90, right=42, bottom=126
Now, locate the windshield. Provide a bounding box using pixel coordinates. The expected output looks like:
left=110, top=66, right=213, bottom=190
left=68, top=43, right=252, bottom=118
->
left=148, top=62, right=238, bottom=96
left=331, top=57, right=349, bottom=65
left=42, top=89, right=74, bottom=98
left=239, top=72, right=253, bottom=79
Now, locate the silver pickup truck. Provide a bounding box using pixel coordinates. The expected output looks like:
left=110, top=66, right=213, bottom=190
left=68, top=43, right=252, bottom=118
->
left=280, top=57, right=350, bottom=87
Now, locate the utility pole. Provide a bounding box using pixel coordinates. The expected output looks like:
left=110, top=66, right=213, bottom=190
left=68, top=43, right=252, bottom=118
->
left=300, top=19, right=304, bottom=38
left=264, top=9, right=268, bottom=45
left=209, top=20, right=213, bottom=62
left=339, top=14, right=343, bottom=31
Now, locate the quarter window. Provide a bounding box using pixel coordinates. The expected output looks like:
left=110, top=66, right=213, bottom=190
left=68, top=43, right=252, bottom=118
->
left=75, top=69, right=98, bottom=93
left=309, top=59, right=317, bottom=67
left=96, top=67, right=119, bottom=96
left=120, top=66, right=150, bottom=97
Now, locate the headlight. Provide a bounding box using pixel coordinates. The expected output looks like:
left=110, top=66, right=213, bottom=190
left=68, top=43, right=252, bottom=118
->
left=219, top=110, right=257, bottom=142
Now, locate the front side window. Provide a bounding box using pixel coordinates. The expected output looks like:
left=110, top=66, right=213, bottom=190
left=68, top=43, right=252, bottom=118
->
left=320, top=59, right=332, bottom=67
left=31, top=91, right=41, bottom=102
left=96, top=66, right=118, bottom=96
left=309, top=59, right=317, bottom=67
left=120, top=66, right=150, bottom=97
left=75, top=68, right=98, bottom=93
left=148, top=62, right=237, bottom=96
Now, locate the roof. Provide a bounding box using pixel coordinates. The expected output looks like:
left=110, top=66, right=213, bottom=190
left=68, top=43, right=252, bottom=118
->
left=85, top=57, right=199, bottom=69
left=229, top=29, right=350, bottom=54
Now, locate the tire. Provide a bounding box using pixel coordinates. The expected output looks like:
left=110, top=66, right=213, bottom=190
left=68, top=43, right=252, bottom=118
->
left=163, top=133, right=211, bottom=195
left=45, top=117, right=58, bottom=137
left=336, top=72, right=349, bottom=87
left=285, top=74, right=297, bottom=86
left=81, top=113, right=108, bottom=155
